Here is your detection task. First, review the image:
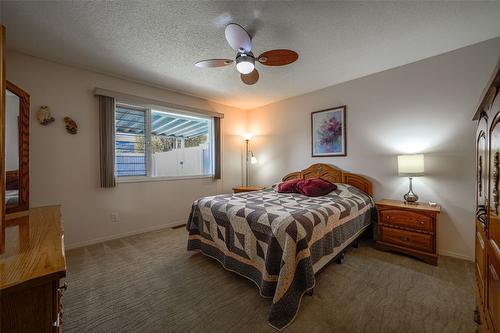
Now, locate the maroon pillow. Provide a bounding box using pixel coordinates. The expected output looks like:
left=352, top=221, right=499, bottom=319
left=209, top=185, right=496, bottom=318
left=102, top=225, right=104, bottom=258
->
left=296, top=178, right=337, bottom=197
left=277, top=178, right=301, bottom=193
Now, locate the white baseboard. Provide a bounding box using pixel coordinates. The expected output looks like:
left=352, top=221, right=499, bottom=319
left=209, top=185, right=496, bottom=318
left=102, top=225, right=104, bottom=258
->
left=64, top=220, right=186, bottom=250
left=439, top=249, right=474, bottom=262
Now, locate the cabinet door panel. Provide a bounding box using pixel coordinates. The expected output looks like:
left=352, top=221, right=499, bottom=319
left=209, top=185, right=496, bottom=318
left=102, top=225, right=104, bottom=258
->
left=477, top=222, right=487, bottom=303
left=490, top=108, right=500, bottom=278
left=477, top=115, right=489, bottom=217
left=487, top=240, right=500, bottom=332
left=488, top=101, right=500, bottom=333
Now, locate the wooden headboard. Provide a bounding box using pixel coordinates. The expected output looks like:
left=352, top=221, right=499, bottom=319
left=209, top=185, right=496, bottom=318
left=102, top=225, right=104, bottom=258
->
left=282, top=163, right=373, bottom=196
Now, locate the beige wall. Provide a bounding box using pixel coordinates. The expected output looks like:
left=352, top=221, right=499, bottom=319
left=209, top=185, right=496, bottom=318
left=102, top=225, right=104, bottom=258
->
left=6, top=51, right=247, bottom=248
left=248, top=37, right=500, bottom=261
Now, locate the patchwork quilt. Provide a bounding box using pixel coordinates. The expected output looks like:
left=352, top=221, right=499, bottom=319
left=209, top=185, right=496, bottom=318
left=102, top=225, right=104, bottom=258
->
left=186, top=184, right=373, bottom=330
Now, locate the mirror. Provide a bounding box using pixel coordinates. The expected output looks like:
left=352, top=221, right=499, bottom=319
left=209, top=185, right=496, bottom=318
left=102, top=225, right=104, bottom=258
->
left=1, top=24, right=5, bottom=254
left=5, top=80, right=29, bottom=214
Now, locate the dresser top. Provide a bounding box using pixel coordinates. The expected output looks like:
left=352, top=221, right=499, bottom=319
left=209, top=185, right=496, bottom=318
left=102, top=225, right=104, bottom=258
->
left=0, top=205, right=66, bottom=291
left=375, top=199, right=441, bottom=213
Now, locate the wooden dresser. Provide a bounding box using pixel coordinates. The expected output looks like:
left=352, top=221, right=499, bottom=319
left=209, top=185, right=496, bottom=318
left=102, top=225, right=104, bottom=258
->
left=375, top=199, right=441, bottom=265
left=0, top=205, right=66, bottom=332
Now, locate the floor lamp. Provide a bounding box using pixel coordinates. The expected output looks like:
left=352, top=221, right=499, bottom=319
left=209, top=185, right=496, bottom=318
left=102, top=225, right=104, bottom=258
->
left=242, top=133, right=258, bottom=186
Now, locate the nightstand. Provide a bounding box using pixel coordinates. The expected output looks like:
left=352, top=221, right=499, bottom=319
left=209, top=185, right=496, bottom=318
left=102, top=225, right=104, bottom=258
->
left=375, top=199, right=441, bottom=265
left=233, top=185, right=265, bottom=194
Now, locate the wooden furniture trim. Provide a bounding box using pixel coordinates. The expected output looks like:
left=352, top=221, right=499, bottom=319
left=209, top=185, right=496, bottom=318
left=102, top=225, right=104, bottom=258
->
left=473, top=56, right=500, bottom=120
left=1, top=25, right=6, bottom=254
left=5, top=80, right=29, bottom=214
left=281, top=163, right=373, bottom=196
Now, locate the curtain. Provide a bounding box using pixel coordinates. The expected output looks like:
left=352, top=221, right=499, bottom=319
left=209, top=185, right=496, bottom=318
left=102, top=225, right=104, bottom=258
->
left=213, top=117, right=221, bottom=180
left=98, top=95, right=116, bottom=188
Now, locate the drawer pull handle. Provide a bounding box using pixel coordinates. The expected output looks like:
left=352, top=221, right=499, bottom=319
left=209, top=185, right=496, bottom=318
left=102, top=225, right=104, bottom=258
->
left=419, top=221, right=424, bottom=225
left=399, top=236, right=409, bottom=242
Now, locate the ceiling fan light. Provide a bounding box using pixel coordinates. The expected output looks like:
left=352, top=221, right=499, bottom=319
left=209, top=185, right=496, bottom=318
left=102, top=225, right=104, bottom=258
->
left=236, top=54, right=255, bottom=74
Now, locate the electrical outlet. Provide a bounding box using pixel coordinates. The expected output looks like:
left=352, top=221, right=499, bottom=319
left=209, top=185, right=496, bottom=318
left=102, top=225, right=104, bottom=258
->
left=111, top=212, right=120, bottom=223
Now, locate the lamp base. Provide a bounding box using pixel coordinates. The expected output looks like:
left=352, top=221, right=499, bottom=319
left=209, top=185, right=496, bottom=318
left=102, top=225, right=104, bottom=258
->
left=403, top=177, right=419, bottom=203
left=403, top=190, right=418, bottom=203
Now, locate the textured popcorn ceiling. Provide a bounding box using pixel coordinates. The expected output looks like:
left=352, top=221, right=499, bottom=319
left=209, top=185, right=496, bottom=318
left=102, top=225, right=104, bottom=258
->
left=2, top=1, right=500, bottom=109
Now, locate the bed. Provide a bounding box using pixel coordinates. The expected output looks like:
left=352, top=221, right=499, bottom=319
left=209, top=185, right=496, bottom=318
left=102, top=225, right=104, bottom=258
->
left=186, top=163, right=374, bottom=330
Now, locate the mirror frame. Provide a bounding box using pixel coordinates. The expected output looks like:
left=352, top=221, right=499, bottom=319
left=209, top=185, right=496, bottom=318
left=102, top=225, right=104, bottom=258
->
left=5, top=80, right=29, bottom=214
left=1, top=25, right=5, bottom=253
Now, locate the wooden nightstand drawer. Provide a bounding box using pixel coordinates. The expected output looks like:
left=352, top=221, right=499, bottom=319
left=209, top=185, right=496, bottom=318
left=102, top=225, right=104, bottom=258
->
left=380, top=226, right=433, bottom=253
left=380, top=209, right=433, bottom=233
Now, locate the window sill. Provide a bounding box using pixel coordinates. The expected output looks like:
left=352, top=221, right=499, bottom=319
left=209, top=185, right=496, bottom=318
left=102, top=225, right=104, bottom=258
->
left=117, top=175, right=215, bottom=184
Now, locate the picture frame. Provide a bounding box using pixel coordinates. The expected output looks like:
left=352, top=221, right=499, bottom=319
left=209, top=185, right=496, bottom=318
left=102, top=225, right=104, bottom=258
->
left=311, top=105, right=346, bottom=157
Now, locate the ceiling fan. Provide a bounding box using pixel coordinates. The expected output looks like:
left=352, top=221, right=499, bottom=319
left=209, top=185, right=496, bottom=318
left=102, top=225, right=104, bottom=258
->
left=195, top=23, right=299, bottom=85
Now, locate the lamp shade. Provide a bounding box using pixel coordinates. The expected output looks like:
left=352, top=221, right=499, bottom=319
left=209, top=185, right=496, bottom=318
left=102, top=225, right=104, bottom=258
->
left=398, top=154, right=424, bottom=176
left=241, top=133, right=254, bottom=141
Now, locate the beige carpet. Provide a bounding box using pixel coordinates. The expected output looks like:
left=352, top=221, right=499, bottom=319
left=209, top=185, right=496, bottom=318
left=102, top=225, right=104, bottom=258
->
left=64, top=227, right=476, bottom=333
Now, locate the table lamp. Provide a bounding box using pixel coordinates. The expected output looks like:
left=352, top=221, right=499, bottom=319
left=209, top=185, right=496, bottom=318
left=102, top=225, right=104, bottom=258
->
left=397, top=154, right=424, bottom=203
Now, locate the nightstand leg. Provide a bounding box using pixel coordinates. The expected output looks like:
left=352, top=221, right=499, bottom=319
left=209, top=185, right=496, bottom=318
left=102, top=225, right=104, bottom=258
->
left=352, top=239, right=359, bottom=248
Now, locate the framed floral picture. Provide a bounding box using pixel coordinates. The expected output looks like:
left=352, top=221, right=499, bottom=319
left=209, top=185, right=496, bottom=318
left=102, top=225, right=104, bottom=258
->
left=311, top=106, right=346, bottom=157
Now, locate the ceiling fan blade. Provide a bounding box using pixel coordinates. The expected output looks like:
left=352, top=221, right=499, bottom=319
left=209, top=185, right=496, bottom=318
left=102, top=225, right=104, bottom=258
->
left=225, top=23, right=252, bottom=52
left=241, top=69, right=259, bottom=85
left=257, top=49, right=298, bottom=66
left=195, top=59, right=234, bottom=68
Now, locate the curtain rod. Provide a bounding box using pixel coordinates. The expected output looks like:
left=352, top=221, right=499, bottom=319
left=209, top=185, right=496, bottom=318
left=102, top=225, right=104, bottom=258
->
left=94, top=88, right=224, bottom=119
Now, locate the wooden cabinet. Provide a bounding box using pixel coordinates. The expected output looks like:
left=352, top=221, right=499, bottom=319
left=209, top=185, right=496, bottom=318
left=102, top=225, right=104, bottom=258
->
left=375, top=199, right=440, bottom=265
left=0, top=206, right=66, bottom=332
left=473, top=59, right=500, bottom=333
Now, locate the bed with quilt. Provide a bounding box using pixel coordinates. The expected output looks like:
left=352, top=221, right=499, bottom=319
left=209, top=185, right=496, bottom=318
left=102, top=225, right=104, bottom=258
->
left=186, top=164, right=374, bottom=330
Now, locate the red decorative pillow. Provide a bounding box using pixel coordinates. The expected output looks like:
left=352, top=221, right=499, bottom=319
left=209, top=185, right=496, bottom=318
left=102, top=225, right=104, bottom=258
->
left=277, top=178, right=302, bottom=193
left=296, top=178, right=337, bottom=197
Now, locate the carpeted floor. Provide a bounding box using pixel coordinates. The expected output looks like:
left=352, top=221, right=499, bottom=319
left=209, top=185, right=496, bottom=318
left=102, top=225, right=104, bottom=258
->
left=64, top=227, right=476, bottom=333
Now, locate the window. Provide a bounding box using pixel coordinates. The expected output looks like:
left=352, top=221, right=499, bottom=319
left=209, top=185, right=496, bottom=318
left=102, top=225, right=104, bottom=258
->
left=115, top=103, right=214, bottom=179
